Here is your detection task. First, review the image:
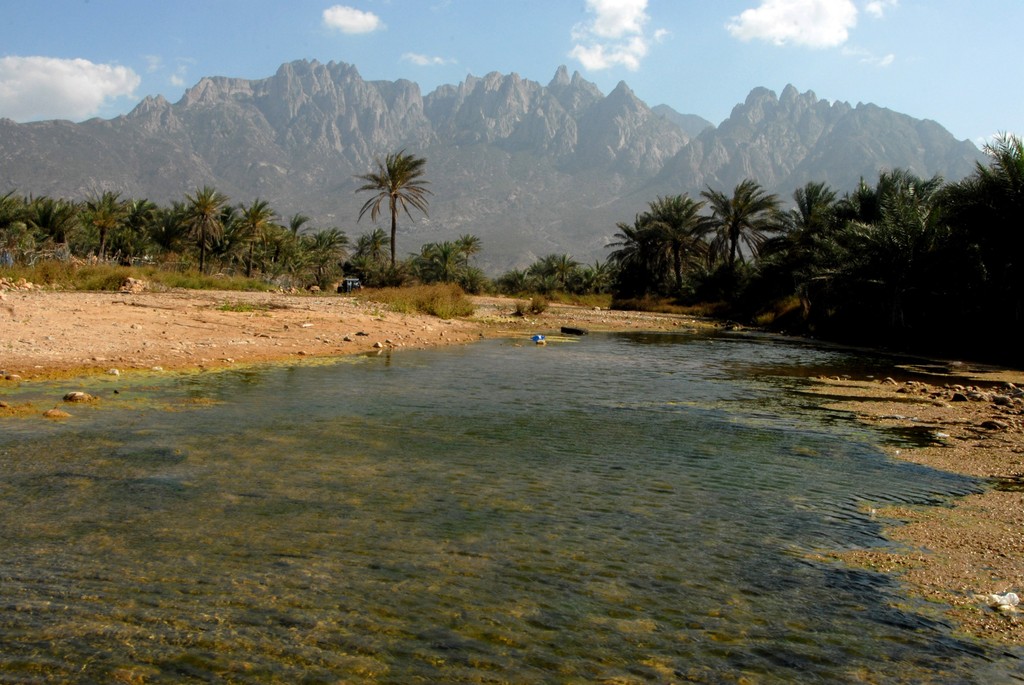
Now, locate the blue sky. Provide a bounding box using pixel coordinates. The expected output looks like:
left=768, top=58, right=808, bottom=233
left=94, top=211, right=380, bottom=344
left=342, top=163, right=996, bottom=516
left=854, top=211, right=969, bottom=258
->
left=0, top=1, right=1019, bottom=145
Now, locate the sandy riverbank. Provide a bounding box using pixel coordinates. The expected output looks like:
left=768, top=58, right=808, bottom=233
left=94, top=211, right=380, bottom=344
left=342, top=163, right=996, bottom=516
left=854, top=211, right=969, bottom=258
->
left=0, top=288, right=705, bottom=381
left=803, top=373, right=1024, bottom=646
left=3, top=286, right=1024, bottom=647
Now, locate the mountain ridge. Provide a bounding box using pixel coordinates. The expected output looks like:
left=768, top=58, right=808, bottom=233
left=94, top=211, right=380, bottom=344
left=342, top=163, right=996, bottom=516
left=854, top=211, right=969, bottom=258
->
left=0, top=59, right=984, bottom=271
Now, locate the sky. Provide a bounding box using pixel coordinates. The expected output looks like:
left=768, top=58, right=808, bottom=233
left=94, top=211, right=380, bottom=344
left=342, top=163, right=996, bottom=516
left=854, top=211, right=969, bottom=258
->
left=0, top=0, right=1020, bottom=146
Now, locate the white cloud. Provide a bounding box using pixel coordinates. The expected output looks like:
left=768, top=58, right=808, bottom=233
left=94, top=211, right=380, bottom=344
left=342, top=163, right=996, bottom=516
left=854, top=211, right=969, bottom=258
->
left=170, top=66, right=187, bottom=87
left=143, top=55, right=162, bottom=73
left=401, top=53, right=452, bottom=67
left=842, top=46, right=895, bottom=67
left=0, top=56, right=140, bottom=122
left=864, top=0, right=898, bottom=19
left=322, top=5, right=384, bottom=34
left=570, top=0, right=655, bottom=71
left=727, top=0, right=859, bottom=48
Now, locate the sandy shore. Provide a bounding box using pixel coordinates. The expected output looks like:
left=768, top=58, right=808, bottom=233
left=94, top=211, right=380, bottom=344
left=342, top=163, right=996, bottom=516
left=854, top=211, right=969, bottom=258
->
left=0, top=287, right=701, bottom=380
left=804, top=374, right=1024, bottom=645
left=3, top=286, right=1024, bottom=647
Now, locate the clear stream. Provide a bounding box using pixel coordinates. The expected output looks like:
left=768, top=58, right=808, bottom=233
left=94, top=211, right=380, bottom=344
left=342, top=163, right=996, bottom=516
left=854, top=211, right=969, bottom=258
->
left=1, top=331, right=1021, bottom=683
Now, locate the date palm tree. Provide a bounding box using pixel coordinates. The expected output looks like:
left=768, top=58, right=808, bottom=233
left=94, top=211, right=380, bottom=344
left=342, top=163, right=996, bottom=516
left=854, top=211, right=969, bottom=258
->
left=354, top=227, right=390, bottom=266
left=185, top=186, right=229, bottom=273
left=288, top=213, right=311, bottom=236
left=27, top=196, right=79, bottom=249
left=455, top=234, right=482, bottom=264
left=149, top=202, right=190, bottom=259
left=83, top=191, right=128, bottom=260
left=0, top=191, right=31, bottom=263
left=416, top=241, right=464, bottom=284
left=238, top=199, right=277, bottom=277
left=702, top=180, right=780, bottom=270
left=355, top=150, right=430, bottom=268
left=303, top=227, right=350, bottom=289
left=114, top=198, right=158, bottom=263
left=609, top=215, right=667, bottom=297
left=640, top=195, right=711, bottom=294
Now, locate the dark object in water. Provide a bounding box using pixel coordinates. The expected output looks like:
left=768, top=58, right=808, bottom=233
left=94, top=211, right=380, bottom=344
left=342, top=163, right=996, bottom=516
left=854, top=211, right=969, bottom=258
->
left=560, top=326, right=589, bottom=336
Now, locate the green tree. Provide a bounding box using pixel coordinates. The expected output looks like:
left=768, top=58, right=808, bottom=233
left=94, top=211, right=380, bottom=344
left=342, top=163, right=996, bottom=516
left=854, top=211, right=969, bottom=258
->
left=609, top=215, right=668, bottom=297
left=415, top=241, right=465, bottom=284
left=185, top=186, right=229, bottom=273
left=83, top=191, right=127, bottom=260
left=238, top=199, right=277, bottom=277
left=944, top=134, right=1024, bottom=329
left=111, top=198, right=158, bottom=263
left=756, top=181, right=841, bottom=309
left=570, top=260, right=615, bottom=295
left=288, top=213, right=311, bottom=236
left=27, top=196, right=79, bottom=250
left=528, top=253, right=579, bottom=291
left=303, top=228, right=350, bottom=289
left=355, top=150, right=431, bottom=268
left=640, top=195, right=710, bottom=294
left=833, top=170, right=947, bottom=332
left=455, top=234, right=482, bottom=264
left=354, top=227, right=390, bottom=265
left=0, top=191, right=32, bottom=264
left=496, top=268, right=530, bottom=294
left=702, top=180, right=780, bottom=270
left=149, top=203, right=190, bottom=261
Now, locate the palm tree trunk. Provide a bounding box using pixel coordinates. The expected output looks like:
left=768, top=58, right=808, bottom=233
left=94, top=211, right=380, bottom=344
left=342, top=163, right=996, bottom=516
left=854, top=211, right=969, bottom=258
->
left=199, top=229, right=207, bottom=274
left=673, top=247, right=683, bottom=292
left=389, top=195, right=398, bottom=268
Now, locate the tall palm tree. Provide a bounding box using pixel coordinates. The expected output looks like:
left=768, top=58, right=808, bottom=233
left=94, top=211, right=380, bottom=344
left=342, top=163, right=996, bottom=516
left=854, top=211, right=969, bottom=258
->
left=416, top=241, right=465, bottom=284
left=238, top=199, right=277, bottom=277
left=572, top=260, right=615, bottom=295
left=288, top=213, right=311, bottom=236
left=528, top=253, right=579, bottom=291
left=27, top=196, right=79, bottom=248
left=760, top=181, right=840, bottom=273
left=455, top=234, right=482, bottom=264
left=838, top=170, right=946, bottom=330
left=303, top=227, right=350, bottom=289
left=149, top=202, right=190, bottom=259
left=355, top=150, right=431, bottom=268
left=609, top=215, right=668, bottom=297
left=83, top=191, right=127, bottom=260
left=702, top=180, right=780, bottom=270
left=114, top=198, right=158, bottom=263
left=185, top=186, right=229, bottom=273
left=0, top=191, right=31, bottom=263
left=640, top=195, right=710, bottom=293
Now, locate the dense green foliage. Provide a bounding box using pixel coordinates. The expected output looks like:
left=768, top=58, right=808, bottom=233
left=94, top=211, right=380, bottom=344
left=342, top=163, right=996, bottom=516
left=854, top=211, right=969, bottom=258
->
left=591, top=135, right=1024, bottom=364
left=4, top=136, right=1024, bottom=364
left=0, top=183, right=461, bottom=294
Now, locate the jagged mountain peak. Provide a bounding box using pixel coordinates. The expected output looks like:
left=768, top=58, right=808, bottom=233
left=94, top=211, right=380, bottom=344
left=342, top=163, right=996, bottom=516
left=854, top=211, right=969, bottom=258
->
left=0, top=64, right=985, bottom=270
left=549, top=65, right=571, bottom=88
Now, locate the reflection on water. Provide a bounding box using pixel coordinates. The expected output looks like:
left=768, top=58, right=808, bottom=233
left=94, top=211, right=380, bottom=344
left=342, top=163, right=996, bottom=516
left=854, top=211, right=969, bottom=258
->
left=1, top=332, right=1021, bottom=683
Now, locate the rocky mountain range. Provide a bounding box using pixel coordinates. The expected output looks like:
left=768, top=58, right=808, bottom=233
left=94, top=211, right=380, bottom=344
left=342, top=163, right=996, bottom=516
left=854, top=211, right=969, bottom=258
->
left=0, top=59, right=984, bottom=271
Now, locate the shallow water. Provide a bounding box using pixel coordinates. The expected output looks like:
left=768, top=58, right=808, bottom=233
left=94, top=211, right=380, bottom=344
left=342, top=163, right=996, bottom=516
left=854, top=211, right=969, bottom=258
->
left=1, top=331, right=1021, bottom=683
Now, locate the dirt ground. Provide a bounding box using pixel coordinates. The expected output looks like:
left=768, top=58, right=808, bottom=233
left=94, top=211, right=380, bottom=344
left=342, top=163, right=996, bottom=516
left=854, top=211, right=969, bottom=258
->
left=0, top=287, right=708, bottom=380
left=3, top=283, right=1024, bottom=648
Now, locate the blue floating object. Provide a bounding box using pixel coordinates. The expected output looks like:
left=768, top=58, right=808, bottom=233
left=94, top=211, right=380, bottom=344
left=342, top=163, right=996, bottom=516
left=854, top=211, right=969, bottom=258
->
left=531, top=334, right=546, bottom=343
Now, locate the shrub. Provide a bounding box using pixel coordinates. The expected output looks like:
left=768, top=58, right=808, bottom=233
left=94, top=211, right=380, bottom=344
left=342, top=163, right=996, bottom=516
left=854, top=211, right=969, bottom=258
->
left=0, top=260, right=276, bottom=292
left=359, top=284, right=475, bottom=319
left=513, top=296, right=548, bottom=316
